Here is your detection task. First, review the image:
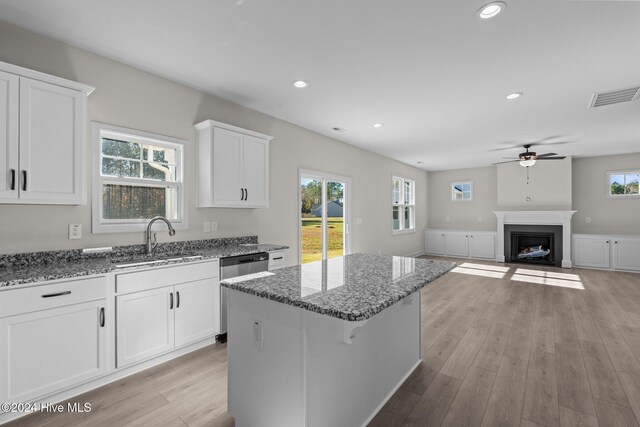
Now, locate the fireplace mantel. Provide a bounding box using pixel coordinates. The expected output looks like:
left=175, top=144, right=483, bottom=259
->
left=493, top=210, right=576, bottom=268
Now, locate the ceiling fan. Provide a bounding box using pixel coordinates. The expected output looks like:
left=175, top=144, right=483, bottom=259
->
left=492, top=144, right=566, bottom=167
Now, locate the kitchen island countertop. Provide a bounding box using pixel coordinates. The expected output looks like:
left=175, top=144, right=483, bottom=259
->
left=221, top=253, right=456, bottom=321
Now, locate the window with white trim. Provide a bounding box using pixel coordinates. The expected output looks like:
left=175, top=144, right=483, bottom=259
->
left=451, top=181, right=473, bottom=201
left=392, top=176, right=415, bottom=233
left=92, top=123, right=186, bottom=233
left=608, top=170, right=639, bottom=197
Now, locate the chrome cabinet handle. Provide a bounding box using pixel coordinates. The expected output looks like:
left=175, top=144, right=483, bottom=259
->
left=21, top=170, right=27, bottom=191
left=99, top=307, right=105, bottom=327
left=9, top=169, right=15, bottom=190
left=41, top=291, right=71, bottom=298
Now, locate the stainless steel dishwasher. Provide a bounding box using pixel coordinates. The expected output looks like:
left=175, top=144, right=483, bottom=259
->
left=217, top=252, right=269, bottom=342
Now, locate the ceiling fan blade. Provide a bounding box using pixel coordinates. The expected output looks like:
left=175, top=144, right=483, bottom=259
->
left=502, top=157, right=519, bottom=160
left=536, top=153, right=558, bottom=158
left=536, top=156, right=566, bottom=160
left=492, top=160, right=520, bottom=165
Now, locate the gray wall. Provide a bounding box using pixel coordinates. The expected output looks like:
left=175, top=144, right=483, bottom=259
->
left=428, top=154, right=640, bottom=236
left=427, top=166, right=498, bottom=231
left=572, top=153, right=640, bottom=234
left=0, top=20, right=427, bottom=259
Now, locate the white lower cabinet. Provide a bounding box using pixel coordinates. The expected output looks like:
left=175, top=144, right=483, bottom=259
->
left=268, top=250, right=287, bottom=270
left=116, top=287, right=175, bottom=368
left=573, top=236, right=610, bottom=269
left=425, top=230, right=495, bottom=259
left=174, top=279, right=219, bottom=347
left=573, top=235, right=640, bottom=272
left=0, top=280, right=107, bottom=403
left=115, top=261, right=220, bottom=368
left=468, top=233, right=496, bottom=259
left=612, top=238, right=640, bottom=272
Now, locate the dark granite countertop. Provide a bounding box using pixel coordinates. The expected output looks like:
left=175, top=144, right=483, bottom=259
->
left=0, top=237, right=288, bottom=289
left=221, top=253, right=455, bottom=321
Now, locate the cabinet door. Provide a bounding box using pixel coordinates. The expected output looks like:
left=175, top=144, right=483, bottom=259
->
left=0, top=71, right=19, bottom=201
left=175, top=278, right=219, bottom=347
left=573, top=237, right=610, bottom=269
left=212, top=127, right=244, bottom=207
left=116, top=287, right=175, bottom=368
left=242, top=135, right=269, bottom=207
left=612, top=238, right=640, bottom=272
left=425, top=231, right=445, bottom=255
left=0, top=300, right=107, bottom=403
left=445, top=233, right=469, bottom=257
left=19, top=77, right=85, bottom=203
left=469, top=234, right=495, bottom=259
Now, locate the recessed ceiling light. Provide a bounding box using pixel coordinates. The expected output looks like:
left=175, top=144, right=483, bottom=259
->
left=506, top=92, right=523, bottom=100
left=372, top=123, right=384, bottom=128
left=332, top=127, right=346, bottom=132
left=293, top=80, right=308, bottom=88
left=477, top=2, right=506, bottom=19
left=417, top=161, right=424, bottom=164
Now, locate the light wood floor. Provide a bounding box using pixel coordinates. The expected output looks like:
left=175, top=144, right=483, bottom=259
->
left=9, top=258, right=640, bottom=427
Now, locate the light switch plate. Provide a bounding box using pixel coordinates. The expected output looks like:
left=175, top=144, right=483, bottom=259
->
left=69, top=224, right=82, bottom=240
left=203, top=222, right=211, bottom=233
left=211, top=221, right=218, bottom=232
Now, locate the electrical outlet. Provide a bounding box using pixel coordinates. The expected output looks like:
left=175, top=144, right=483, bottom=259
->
left=253, top=320, right=263, bottom=350
left=203, top=222, right=211, bottom=233
left=478, top=216, right=483, bottom=222
left=586, top=217, right=591, bottom=223
left=211, top=221, right=218, bottom=232
left=68, top=224, right=82, bottom=240
left=356, top=217, right=363, bottom=225
left=446, top=216, right=450, bottom=222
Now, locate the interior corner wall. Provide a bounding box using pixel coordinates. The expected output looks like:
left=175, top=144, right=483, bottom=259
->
left=427, top=166, right=498, bottom=231
left=572, top=152, right=640, bottom=235
left=0, top=20, right=427, bottom=258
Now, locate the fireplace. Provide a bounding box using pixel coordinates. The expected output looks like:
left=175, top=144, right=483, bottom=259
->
left=494, top=211, right=576, bottom=268
left=504, top=224, right=562, bottom=267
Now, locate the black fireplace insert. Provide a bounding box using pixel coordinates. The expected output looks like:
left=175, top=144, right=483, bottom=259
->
left=504, top=224, right=563, bottom=267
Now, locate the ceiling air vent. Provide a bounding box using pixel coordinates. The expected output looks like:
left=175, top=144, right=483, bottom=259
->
left=590, top=86, right=640, bottom=108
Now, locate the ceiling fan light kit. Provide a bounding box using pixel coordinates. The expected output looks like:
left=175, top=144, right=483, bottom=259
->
left=519, top=159, right=536, bottom=167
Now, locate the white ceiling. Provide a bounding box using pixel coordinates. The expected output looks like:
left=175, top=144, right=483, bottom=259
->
left=1, top=0, right=639, bottom=171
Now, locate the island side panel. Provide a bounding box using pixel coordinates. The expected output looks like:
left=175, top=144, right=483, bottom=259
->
left=227, top=289, right=305, bottom=427
left=304, top=291, right=422, bottom=427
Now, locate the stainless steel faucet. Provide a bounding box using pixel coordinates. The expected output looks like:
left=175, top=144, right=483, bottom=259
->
left=146, top=216, right=176, bottom=254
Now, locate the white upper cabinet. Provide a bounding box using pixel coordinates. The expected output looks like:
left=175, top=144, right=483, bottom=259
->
left=195, top=120, right=272, bottom=208
left=0, top=61, right=94, bottom=205
left=0, top=70, right=19, bottom=200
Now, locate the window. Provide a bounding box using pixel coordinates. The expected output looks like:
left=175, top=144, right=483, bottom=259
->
left=451, top=181, right=473, bottom=201
left=92, top=123, right=186, bottom=233
left=608, top=170, right=639, bottom=197
left=392, top=176, right=415, bottom=234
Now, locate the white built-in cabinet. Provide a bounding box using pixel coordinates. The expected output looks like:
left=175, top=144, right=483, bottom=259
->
left=0, top=277, right=107, bottom=403
left=424, top=230, right=496, bottom=259
left=0, top=61, right=94, bottom=205
left=195, top=120, right=272, bottom=208
left=115, top=260, right=220, bottom=368
left=268, top=250, right=287, bottom=270
left=573, top=234, right=640, bottom=272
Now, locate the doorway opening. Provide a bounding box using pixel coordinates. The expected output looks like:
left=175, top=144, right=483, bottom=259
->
left=299, top=170, right=351, bottom=264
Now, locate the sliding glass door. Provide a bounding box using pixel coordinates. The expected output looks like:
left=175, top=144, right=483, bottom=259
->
left=299, top=170, right=351, bottom=264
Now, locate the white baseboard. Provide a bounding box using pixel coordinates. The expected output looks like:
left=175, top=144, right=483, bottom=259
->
left=407, top=251, right=426, bottom=258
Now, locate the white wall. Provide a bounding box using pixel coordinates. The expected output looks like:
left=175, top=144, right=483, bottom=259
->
left=427, top=166, right=497, bottom=231
left=496, top=157, right=572, bottom=209
left=0, top=20, right=427, bottom=259
left=572, top=153, right=640, bottom=235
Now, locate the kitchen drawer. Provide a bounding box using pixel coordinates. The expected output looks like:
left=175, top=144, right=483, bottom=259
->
left=268, top=251, right=286, bottom=270
left=0, top=276, right=107, bottom=318
left=116, top=260, right=219, bottom=294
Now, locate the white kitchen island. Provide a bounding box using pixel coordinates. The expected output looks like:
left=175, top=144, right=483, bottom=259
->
left=222, top=254, right=455, bottom=427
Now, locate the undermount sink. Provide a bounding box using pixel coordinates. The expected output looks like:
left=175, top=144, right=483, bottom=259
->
left=112, top=252, right=203, bottom=268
